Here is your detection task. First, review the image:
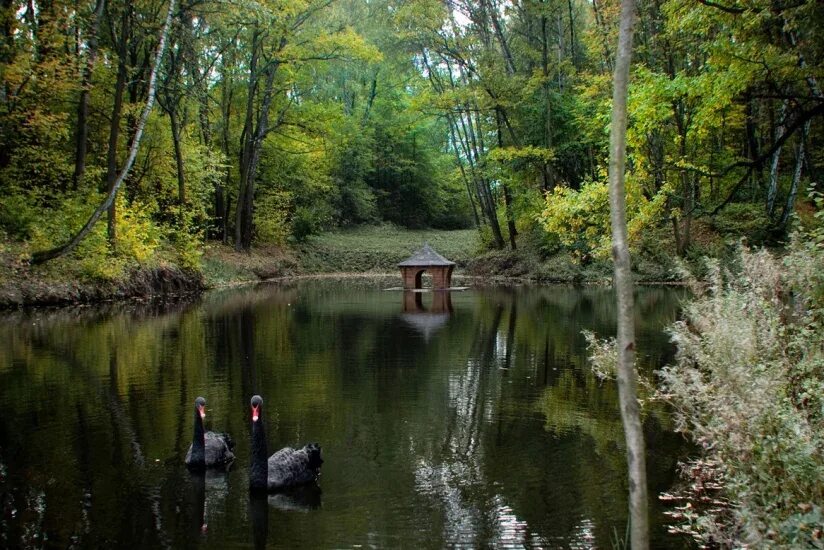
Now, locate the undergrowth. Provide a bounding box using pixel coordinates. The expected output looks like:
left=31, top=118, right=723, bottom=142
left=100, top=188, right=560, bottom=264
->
left=656, top=217, right=824, bottom=546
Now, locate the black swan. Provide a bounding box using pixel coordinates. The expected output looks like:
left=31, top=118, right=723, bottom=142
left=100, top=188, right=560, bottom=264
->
left=249, top=395, right=323, bottom=491
left=185, top=396, right=235, bottom=469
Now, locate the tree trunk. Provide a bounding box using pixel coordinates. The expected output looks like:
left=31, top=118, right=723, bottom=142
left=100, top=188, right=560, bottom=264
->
left=495, top=108, right=517, bottom=250
left=158, top=40, right=186, bottom=206
left=216, top=52, right=235, bottom=243
left=568, top=0, right=577, bottom=68
left=463, top=106, right=504, bottom=248
left=31, top=0, right=176, bottom=264
left=541, top=13, right=555, bottom=191
left=71, top=0, right=105, bottom=191
left=105, top=3, right=131, bottom=247
left=447, top=114, right=480, bottom=227
left=170, top=108, right=185, bottom=204
left=236, top=33, right=285, bottom=251
left=779, top=120, right=809, bottom=228
left=607, top=0, right=648, bottom=547
left=767, top=99, right=788, bottom=217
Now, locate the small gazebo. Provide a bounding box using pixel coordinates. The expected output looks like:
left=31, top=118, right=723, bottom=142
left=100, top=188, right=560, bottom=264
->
left=398, top=243, right=455, bottom=290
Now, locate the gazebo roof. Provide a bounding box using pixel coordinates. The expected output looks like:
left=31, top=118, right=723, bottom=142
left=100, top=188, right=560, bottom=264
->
left=398, top=243, right=455, bottom=267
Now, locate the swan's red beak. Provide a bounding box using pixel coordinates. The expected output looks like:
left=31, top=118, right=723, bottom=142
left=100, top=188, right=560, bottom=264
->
left=198, top=404, right=206, bottom=419
left=251, top=404, right=259, bottom=422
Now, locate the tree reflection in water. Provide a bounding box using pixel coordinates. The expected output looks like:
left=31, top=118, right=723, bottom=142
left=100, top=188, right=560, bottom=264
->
left=0, top=281, right=690, bottom=548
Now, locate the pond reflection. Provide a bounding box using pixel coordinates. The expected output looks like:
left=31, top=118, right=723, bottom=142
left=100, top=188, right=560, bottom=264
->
left=400, top=290, right=453, bottom=341
left=0, top=281, right=690, bottom=548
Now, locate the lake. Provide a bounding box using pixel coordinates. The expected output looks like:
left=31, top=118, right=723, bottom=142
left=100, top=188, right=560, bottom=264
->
left=0, top=279, right=691, bottom=548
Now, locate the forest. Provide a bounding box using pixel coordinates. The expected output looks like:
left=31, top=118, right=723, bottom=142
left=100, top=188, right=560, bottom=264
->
left=0, top=0, right=821, bottom=282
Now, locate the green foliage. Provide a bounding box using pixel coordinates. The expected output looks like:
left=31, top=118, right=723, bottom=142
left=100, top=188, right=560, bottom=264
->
left=537, top=175, right=670, bottom=261
left=711, top=203, right=772, bottom=245
left=0, top=192, right=39, bottom=239
left=254, top=190, right=292, bottom=245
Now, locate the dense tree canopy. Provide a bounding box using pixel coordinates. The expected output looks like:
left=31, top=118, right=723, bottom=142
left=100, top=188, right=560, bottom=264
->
left=0, top=0, right=821, bottom=272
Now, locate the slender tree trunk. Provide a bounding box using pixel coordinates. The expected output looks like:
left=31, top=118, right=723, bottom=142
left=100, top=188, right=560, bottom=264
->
left=495, top=108, right=517, bottom=250
left=779, top=120, right=809, bottom=228
left=568, top=0, right=577, bottom=68
left=71, top=0, right=105, bottom=190
left=767, top=99, right=788, bottom=217
left=463, top=105, right=505, bottom=248
left=236, top=35, right=285, bottom=251
left=591, top=0, right=613, bottom=72
left=454, top=111, right=489, bottom=225
left=745, top=99, right=760, bottom=198
left=541, top=13, right=555, bottom=191
left=217, top=54, right=235, bottom=243
left=181, top=11, right=211, bottom=147
left=31, top=0, right=176, bottom=264
left=235, top=28, right=260, bottom=250
left=158, top=41, right=186, bottom=206
left=447, top=115, right=480, bottom=227
left=170, top=108, right=185, bottom=204
left=484, top=0, right=516, bottom=75
left=105, top=3, right=131, bottom=246
left=607, top=0, right=648, bottom=547
left=673, top=104, right=692, bottom=255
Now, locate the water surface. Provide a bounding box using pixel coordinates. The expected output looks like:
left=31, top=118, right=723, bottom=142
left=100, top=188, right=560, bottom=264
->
left=0, top=281, right=690, bottom=548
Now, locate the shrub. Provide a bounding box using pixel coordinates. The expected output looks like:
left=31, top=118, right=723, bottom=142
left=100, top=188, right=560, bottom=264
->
left=255, top=190, right=292, bottom=245
left=657, top=231, right=824, bottom=546
left=537, top=175, right=670, bottom=261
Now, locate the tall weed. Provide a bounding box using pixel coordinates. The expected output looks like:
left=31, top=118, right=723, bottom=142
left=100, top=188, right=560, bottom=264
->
left=658, top=225, right=824, bottom=547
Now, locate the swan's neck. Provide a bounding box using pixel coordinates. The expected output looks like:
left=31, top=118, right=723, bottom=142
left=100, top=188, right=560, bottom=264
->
left=191, top=409, right=206, bottom=464
left=250, top=419, right=268, bottom=491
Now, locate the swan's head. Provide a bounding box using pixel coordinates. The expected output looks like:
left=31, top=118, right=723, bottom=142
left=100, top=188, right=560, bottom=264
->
left=195, top=396, right=207, bottom=419
left=250, top=395, right=263, bottom=422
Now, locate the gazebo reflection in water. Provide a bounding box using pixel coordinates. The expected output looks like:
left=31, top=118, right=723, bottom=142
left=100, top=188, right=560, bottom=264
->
left=402, top=289, right=453, bottom=314
left=400, top=290, right=453, bottom=341
left=396, top=243, right=459, bottom=340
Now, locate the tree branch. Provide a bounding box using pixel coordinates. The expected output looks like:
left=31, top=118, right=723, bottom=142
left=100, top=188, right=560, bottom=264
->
left=695, top=0, right=745, bottom=14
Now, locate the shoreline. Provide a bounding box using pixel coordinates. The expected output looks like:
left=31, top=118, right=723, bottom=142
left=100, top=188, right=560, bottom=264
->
left=0, top=267, right=689, bottom=310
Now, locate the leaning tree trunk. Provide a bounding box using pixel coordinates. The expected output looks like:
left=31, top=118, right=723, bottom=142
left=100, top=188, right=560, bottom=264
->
left=31, top=0, right=176, bottom=265
left=608, top=0, right=648, bottom=547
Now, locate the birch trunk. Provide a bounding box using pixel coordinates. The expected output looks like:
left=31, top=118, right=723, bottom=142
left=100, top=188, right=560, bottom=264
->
left=31, top=0, right=176, bottom=264
left=607, top=0, right=648, bottom=546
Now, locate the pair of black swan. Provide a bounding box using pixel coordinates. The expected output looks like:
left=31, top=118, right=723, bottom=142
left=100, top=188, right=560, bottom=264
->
left=184, top=396, right=323, bottom=492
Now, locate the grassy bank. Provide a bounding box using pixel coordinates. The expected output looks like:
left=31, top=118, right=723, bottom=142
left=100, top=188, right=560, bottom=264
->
left=0, top=240, right=204, bottom=307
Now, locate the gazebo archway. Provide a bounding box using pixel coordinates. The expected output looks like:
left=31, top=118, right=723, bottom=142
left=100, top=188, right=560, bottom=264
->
left=398, top=243, right=455, bottom=290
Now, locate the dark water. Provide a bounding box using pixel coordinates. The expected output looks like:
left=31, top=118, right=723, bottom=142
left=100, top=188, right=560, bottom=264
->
left=0, top=280, right=691, bottom=549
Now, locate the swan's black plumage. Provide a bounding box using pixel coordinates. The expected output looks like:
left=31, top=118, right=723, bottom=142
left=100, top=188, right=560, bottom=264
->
left=249, top=395, right=323, bottom=492
left=185, top=397, right=235, bottom=468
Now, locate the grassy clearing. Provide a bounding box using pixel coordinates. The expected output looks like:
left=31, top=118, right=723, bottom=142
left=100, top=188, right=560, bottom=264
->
left=201, top=243, right=299, bottom=286
left=296, top=225, right=481, bottom=273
